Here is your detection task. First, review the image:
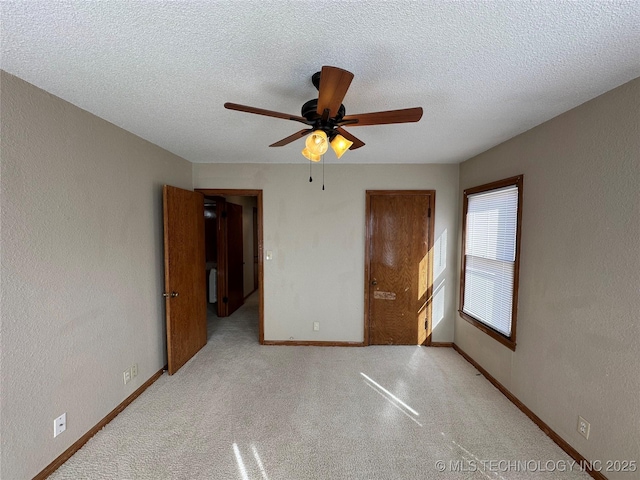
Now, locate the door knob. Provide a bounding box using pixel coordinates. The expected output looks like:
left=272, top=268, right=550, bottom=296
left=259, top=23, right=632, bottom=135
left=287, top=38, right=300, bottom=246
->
left=371, top=280, right=378, bottom=285
left=163, top=292, right=179, bottom=298
left=171, top=291, right=179, bottom=297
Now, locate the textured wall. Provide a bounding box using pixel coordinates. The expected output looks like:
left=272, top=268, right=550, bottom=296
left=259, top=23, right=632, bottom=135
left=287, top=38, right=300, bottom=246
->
left=455, top=77, right=640, bottom=475
left=194, top=163, right=459, bottom=344
left=0, top=72, right=192, bottom=479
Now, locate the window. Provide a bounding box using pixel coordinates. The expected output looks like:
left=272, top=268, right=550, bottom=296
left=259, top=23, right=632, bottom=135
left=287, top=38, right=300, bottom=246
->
left=459, top=176, right=523, bottom=350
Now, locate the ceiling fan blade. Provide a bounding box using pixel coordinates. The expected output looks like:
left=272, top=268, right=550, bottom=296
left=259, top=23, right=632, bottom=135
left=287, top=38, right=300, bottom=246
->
left=335, top=127, right=365, bottom=150
left=269, top=129, right=312, bottom=147
left=316, top=66, right=354, bottom=118
left=341, top=107, right=423, bottom=127
left=224, top=103, right=308, bottom=124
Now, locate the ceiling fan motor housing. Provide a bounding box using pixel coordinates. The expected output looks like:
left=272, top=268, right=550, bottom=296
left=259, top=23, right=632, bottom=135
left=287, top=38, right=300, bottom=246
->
left=312, top=71, right=322, bottom=90
left=301, top=98, right=345, bottom=138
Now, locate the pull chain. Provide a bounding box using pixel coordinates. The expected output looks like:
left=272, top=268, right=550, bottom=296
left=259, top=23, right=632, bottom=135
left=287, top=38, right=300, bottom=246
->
left=322, top=154, right=325, bottom=191
left=309, top=159, right=312, bottom=182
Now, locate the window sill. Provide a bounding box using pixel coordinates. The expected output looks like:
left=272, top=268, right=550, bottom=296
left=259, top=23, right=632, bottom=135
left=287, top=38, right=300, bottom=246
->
left=458, top=310, right=517, bottom=351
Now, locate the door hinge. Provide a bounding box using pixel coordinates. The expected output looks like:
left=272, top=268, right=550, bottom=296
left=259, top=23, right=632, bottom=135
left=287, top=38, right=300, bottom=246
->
left=425, top=319, right=428, bottom=330
left=223, top=296, right=229, bottom=303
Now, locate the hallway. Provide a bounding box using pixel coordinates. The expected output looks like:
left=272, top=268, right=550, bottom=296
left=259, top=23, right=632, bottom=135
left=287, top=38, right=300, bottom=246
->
left=207, top=292, right=260, bottom=344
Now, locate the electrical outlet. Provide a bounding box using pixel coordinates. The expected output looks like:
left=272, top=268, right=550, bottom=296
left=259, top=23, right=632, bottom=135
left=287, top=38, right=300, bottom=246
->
left=313, top=322, right=320, bottom=331
left=131, top=363, right=138, bottom=378
left=54, top=413, right=66, bottom=438
left=123, top=367, right=131, bottom=384
left=578, top=416, right=590, bottom=439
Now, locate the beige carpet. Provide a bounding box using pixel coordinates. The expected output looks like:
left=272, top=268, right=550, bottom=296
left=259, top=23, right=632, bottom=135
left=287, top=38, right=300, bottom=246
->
left=50, top=294, right=589, bottom=479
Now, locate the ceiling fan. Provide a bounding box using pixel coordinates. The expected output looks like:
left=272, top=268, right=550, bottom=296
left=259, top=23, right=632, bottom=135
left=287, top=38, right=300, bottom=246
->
left=224, top=66, right=423, bottom=161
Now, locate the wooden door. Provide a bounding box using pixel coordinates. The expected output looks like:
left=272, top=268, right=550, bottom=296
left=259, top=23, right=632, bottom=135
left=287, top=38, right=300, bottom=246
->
left=226, top=202, right=244, bottom=315
left=216, top=197, right=227, bottom=317
left=163, top=185, right=207, bottom=374
left=216, top=200, right=244, bottom=317
left=366, top=191, right=435, bottom=345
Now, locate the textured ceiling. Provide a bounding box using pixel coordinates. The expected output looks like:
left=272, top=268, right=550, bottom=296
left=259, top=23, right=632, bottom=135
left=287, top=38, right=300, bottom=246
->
left=2, top=1, right=639, bottom=164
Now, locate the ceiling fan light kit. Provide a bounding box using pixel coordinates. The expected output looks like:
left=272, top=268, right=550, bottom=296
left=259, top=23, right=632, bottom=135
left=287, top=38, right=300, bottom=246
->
left=330, top=134, right=353, bottom=159
left=305, top=130, right=329, bottom=156
left=224, top=66, right=423, bottom=162
left=301, top=147, right=321, bottom=162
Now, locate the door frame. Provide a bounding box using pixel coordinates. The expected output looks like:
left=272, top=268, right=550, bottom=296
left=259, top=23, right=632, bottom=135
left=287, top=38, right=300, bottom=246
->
left=364, top=190, right=436, bottom=346
left=196, top=189, right=264, bottom=344
left=253, top=207, right=259, bottom=291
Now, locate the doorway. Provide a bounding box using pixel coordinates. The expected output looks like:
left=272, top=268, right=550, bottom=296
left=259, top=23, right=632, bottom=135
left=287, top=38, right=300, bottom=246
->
left=364, top=190, right=435, bottom=345
left=197, top=189, right=264, bottom=344
left=203, top=196, right=247, bottom=318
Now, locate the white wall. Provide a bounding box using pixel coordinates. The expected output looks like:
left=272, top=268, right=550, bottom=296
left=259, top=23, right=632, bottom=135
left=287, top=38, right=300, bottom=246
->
left=0, top=72, right=193, bottom=479
left=226, top=195, right=258, bottom=297
left=455, top=77, right=640, bottom=476
left=194, top=163, right=459, bottom=343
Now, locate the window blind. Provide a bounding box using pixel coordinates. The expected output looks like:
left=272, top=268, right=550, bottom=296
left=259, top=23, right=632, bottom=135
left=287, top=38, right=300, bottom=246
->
left=463, top=185, right=518, bottom=336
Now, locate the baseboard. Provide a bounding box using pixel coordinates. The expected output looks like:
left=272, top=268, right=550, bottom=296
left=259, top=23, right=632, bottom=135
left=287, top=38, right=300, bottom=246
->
left=452, top=344, right=607, bottom=480
left=429, top=342, right=453, bottom=347
left=34, top=367, right=166, bottom=480
left=263, top=340, right=365, bottom=347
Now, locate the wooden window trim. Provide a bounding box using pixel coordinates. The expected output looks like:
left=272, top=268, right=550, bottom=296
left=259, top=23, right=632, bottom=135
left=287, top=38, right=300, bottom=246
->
left=459, top=175, right=523, bottom=351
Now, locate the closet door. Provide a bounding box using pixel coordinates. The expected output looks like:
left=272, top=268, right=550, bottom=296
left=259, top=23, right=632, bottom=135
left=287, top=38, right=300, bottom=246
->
left=366, top=191, right=435, bottom=345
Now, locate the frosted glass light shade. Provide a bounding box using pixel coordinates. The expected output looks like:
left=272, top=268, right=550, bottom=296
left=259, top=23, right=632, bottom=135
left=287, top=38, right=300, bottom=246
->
left=330, top=134, right=353, bottom=159
left=305, top=130, right=329, bottom=156
left=302, top=147, right=321, bottom=162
